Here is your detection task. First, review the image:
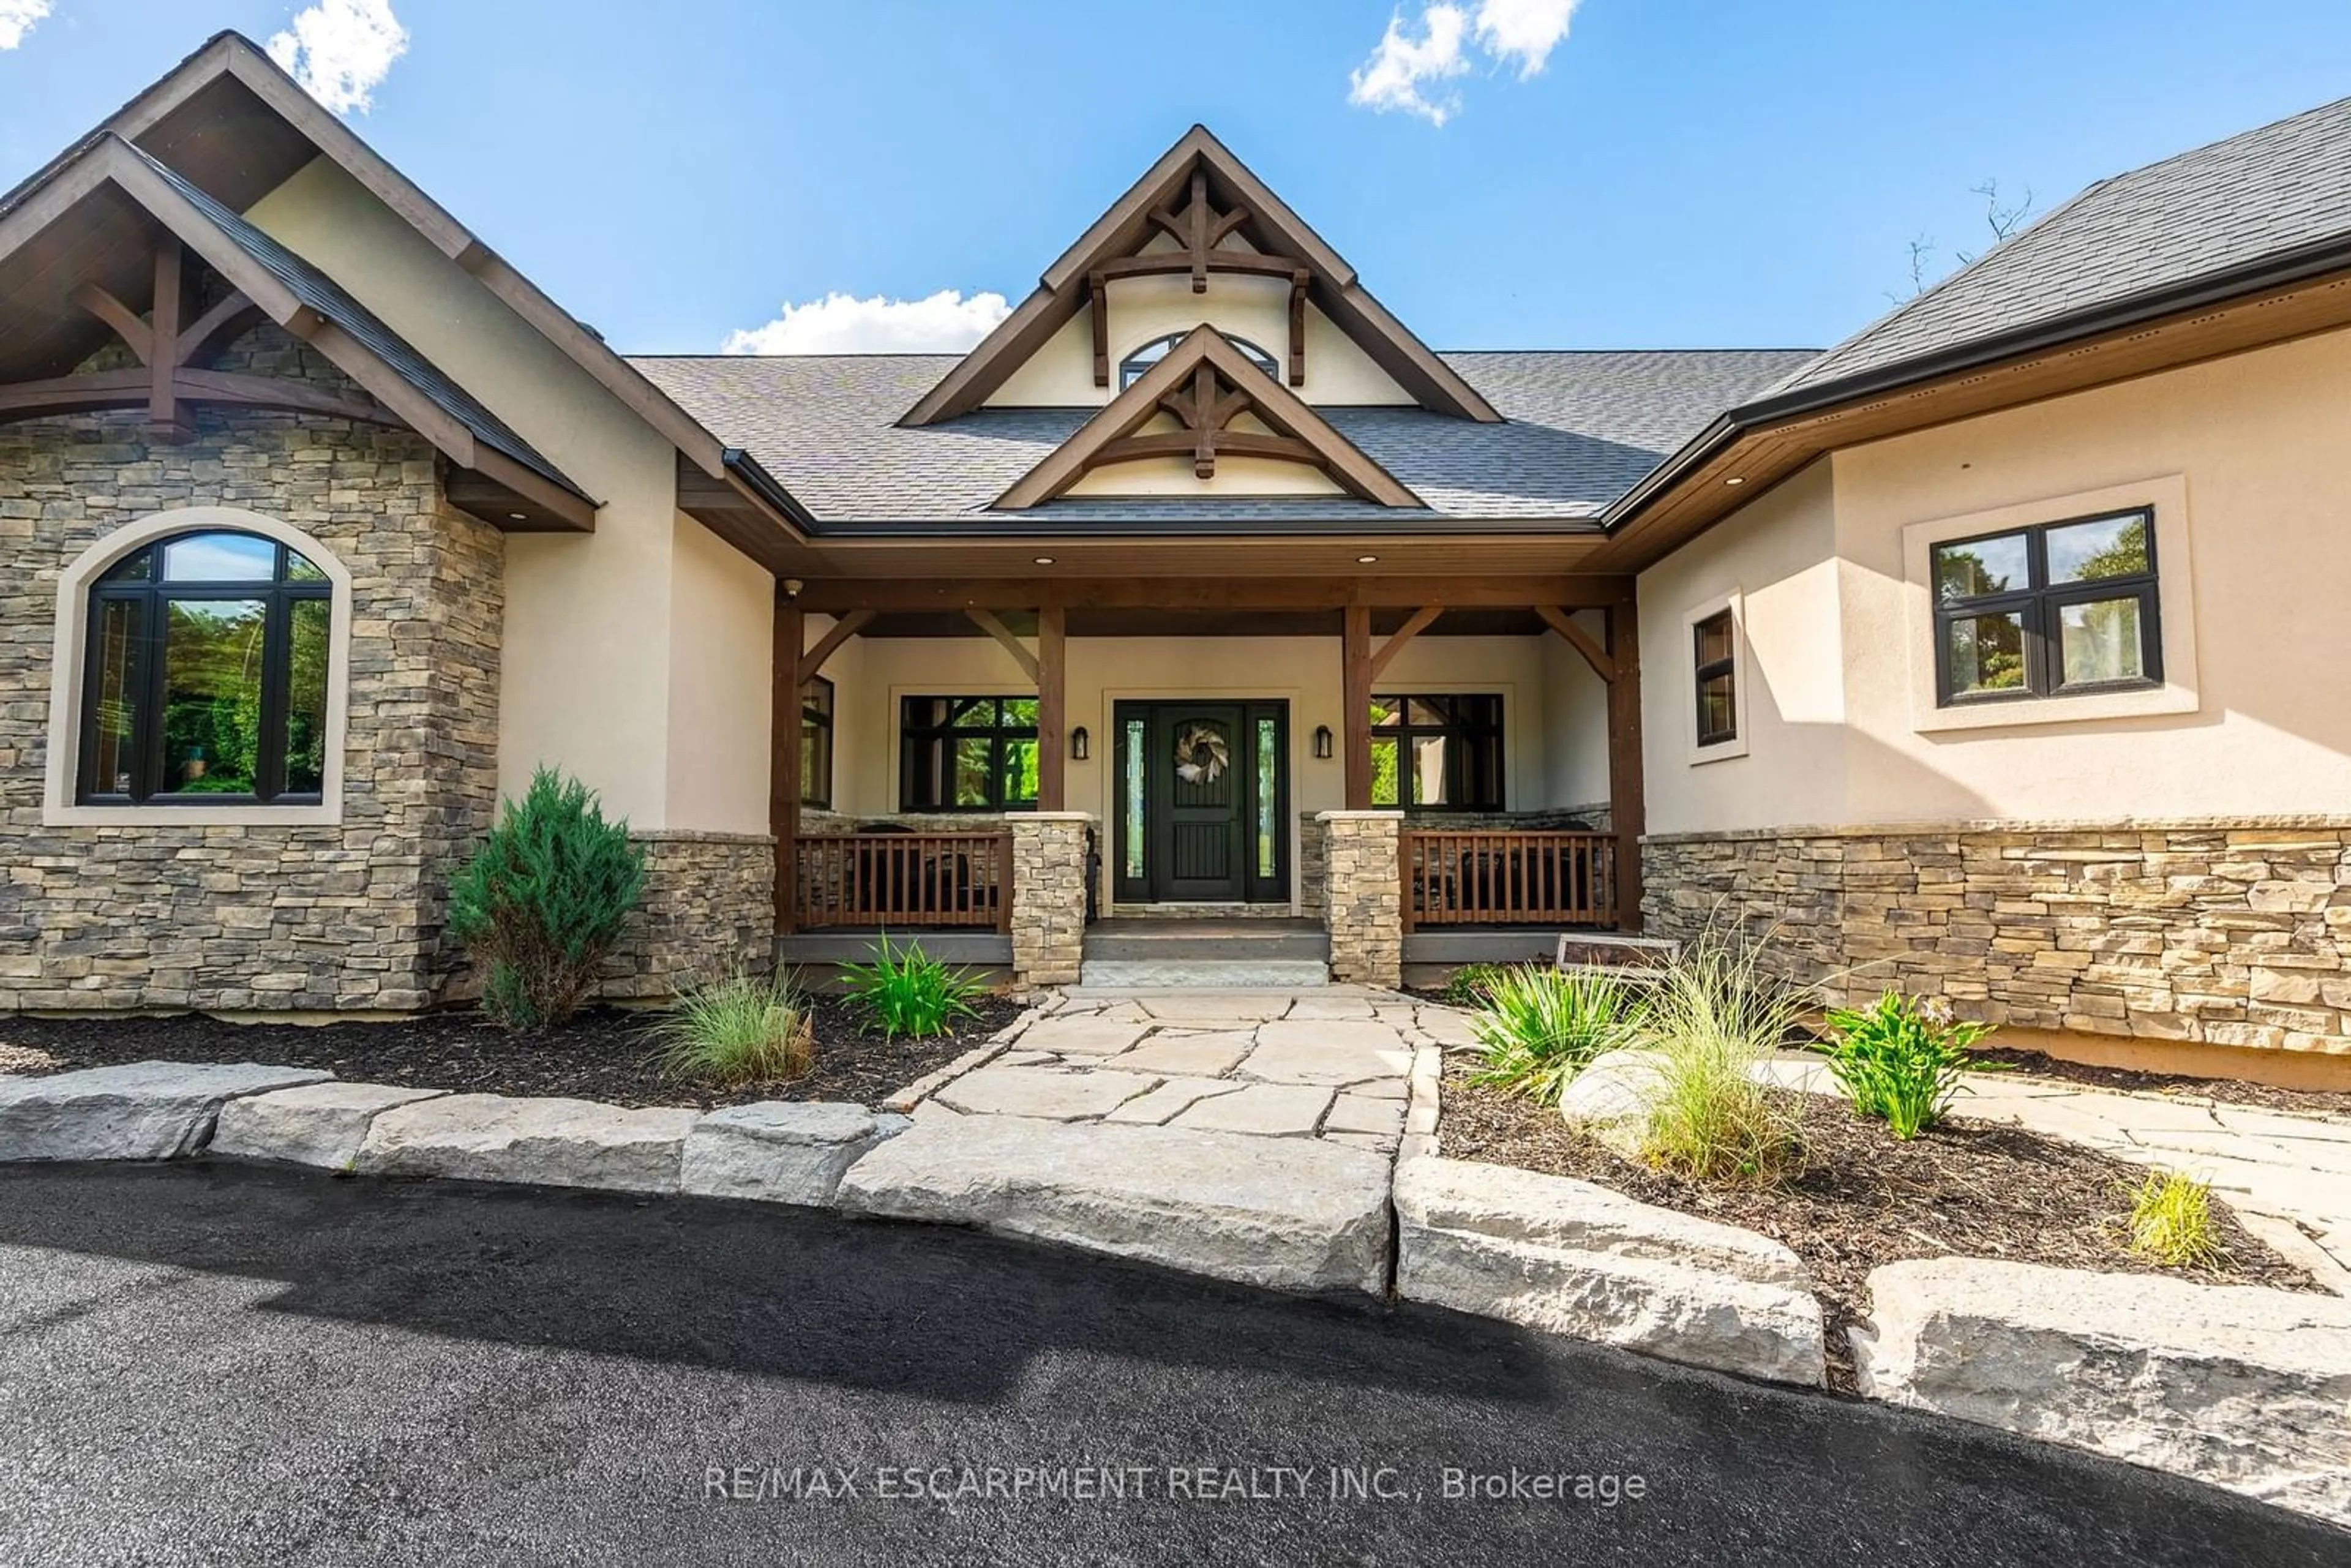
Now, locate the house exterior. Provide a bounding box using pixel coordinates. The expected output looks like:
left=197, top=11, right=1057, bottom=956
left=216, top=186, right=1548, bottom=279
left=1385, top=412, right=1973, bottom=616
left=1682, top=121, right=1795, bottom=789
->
left=5, top=34, right=2350, bottom=1089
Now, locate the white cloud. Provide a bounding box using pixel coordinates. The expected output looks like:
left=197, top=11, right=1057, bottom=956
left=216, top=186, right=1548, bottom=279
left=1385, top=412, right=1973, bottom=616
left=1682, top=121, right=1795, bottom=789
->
left=0, top=0, right=53, bottom=51
left=721, top=290, right=1013, bottom=355
left=1472, top=0, right=1581, bottom=78
left=266, top=0, right=409, bottom=115
left=1348, top=5, right=1471, bottom=127
left=1348, top=0, right=1583, bottom=124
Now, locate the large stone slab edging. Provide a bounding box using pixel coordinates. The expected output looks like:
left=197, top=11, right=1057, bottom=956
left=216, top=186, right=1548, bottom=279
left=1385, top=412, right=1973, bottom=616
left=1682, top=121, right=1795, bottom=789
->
left=1853, top=1256, right=2351, bottom=1529
left=837, top=1114, right=1393, bottom=1297
left=356, top=1093, right=700, bottom=1195
left=1393, top=1155, right=1827, bottom=1387
left=681, top=1101, right=912, bottom=1207
left=212, top=1082, right=451, bottom=1172
left=0, top=1061, right=335, bottom=1161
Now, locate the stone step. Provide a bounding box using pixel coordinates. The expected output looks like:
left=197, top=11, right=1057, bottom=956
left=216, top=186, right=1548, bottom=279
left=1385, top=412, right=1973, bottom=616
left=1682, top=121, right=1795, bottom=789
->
left=837, top=1112, right=1392, bottom=1296
left=1078, top=958, right=1330, bottom=988
left=1084, top=925, right=1329, bottom=961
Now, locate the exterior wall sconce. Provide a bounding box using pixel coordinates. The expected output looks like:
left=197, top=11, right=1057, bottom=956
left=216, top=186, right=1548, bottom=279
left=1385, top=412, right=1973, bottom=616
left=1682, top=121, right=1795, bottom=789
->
left=1070, top=726, right=1089, bottom=762
left=1313, top=725, right=1333, bottom=760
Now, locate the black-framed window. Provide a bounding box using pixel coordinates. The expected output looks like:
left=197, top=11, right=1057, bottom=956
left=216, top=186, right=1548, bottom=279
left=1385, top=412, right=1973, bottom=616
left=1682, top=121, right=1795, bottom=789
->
left=1370, top=694, right=1503, bottom=810
left=900, top=696, right=1039, bottom=811
left=78, top=530, right=332, bottom=806
left=1693, top=609, right=1738, bottom=746
left=1119, top=331, right=1279, bottom=390
left=801, top=676, right=834, bottom=810
left=1932, top=508, right=2160, bottom=706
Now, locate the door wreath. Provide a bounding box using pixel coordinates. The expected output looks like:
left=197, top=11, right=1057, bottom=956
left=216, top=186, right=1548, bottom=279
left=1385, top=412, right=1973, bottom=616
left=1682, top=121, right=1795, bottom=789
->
left=1173, top=722, right=1229, bottom=786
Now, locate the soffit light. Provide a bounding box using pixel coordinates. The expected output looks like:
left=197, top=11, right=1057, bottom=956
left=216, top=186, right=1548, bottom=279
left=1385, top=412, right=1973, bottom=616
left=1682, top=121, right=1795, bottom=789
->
left=1357, top=554, right=1379, bottom=563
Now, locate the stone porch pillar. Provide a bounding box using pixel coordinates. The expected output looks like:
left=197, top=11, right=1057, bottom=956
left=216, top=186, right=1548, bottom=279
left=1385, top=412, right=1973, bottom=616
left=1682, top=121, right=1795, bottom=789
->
left=1319, top=809, right=1403, bottom=989
left=1010, top=812, right=1095, bottom=989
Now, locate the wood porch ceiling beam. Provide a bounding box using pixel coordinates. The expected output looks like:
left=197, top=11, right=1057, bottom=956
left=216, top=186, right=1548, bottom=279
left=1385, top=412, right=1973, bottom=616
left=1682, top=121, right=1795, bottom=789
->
left=963, top=607, right=1041, bottom=681
left=793, top=576, right=1633, bottom=613
left=1535, top=604, right=1616, bottom=683
left=1368, top=606, right=1442, bottom=681
left=795, top=608, right=874, bottom=687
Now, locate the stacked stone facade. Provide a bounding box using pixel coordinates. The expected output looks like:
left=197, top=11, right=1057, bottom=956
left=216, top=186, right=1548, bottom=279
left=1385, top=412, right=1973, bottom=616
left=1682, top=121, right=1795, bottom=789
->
left=1644, top=819, right=2351, bottom=1057
left=1320, top=810, right=1403, bottom=988
left=0, top=336, right=503, bottom=1011
left=1010, top=813, right=1092, bottom=988
left=598, top=831, right=777, bottom=1000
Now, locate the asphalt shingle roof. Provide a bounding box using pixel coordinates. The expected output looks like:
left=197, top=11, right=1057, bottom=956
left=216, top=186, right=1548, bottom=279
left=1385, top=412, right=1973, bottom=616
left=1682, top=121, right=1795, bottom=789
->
left=1774, top=94, right=2351, bottom=396
left=628, top=348, right=1813, bottom=524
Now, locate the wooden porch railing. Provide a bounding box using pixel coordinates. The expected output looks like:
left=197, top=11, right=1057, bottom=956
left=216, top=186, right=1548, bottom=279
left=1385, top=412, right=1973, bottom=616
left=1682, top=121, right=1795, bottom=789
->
left=792, top=831, right=1013, bottom=931
left=1400, top=830, right=1618, bottom=930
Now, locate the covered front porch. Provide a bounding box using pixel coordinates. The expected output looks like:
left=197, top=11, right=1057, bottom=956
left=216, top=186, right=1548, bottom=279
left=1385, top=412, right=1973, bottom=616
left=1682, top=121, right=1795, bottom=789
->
left=770, top=574, right=1648, bottom=988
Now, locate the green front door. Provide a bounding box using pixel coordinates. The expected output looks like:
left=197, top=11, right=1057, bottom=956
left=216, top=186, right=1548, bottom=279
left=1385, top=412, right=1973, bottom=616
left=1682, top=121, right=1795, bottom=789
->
left=1113, top=700, right=1288, bottom=905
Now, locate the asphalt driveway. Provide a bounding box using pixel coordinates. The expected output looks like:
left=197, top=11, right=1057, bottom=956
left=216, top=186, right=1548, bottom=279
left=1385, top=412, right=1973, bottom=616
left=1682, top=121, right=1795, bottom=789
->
left=0, top=1162, right=2338, bottom=1567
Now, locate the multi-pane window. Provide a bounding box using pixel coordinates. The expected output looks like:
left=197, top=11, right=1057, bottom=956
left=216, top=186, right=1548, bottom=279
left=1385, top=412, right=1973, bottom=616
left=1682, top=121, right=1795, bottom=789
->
left=1118, top=331, right=1279, bottom=390
left=78, top=530, right=331, bottom=805
left=1693, top=609, right=1738, bottom=746
left=899, top=696, right=1040, bottom=811
left=1932, top=509, right=2160, bottom=705
left=1369, top=694, right=1503, bottom=811
left=801, top=677, right=834, bottom=809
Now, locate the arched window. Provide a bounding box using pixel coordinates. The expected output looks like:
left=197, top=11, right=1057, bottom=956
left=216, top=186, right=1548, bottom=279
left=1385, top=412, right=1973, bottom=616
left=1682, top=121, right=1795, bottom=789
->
left=1119, top=331, right=1278, bottom=390
left=78, top=530, right=334, bottom=805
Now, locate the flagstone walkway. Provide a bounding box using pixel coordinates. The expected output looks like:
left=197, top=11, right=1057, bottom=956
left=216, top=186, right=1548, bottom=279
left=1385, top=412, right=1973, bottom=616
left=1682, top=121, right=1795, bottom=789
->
left=908, top=987, right=1478, bottom=1155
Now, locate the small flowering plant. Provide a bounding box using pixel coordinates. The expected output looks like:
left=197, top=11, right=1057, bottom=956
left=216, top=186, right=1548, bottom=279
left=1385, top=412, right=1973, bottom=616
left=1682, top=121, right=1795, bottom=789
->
left=1815, top=990, right=1993, bottom=1139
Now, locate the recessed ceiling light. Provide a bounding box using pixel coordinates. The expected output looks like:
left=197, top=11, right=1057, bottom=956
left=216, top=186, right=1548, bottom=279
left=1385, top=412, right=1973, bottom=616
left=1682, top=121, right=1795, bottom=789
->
left=1357, top=554, right=1379, bottom=563
left=508, top=511, right=528, bottom=520
left=1033, top=555, right=1056, bottom=565
left=1723, top=476, right=1745, bottom=487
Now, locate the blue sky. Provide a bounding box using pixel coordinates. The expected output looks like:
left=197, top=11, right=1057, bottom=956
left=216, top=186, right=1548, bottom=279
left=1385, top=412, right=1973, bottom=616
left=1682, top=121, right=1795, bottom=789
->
left=5, top=1, right=2350, bottom=357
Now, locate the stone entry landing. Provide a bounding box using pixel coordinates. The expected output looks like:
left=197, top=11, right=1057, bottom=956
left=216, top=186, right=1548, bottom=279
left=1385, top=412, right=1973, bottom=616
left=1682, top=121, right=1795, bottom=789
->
left=918, top=987, right=1458, bottom=1153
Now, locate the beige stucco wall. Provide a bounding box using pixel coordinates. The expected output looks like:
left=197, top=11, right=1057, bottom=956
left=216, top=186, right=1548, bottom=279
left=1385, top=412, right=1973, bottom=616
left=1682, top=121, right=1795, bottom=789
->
left=244, top=157, right=768, bottom=833
left=1638, top=326, right=2351, bottom=833
left=984, top=269, right=1414, bottom=408
left=811, top=631, right=1600, bottom=902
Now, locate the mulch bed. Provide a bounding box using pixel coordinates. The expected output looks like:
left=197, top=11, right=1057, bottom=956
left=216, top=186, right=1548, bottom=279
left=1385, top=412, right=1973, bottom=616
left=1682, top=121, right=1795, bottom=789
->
left=1970, top=1045, right=2351, bottom=1119
left=1438, top=1061, right=2318, bottom=1393
left=0, top=994, right=1026, bottom=1111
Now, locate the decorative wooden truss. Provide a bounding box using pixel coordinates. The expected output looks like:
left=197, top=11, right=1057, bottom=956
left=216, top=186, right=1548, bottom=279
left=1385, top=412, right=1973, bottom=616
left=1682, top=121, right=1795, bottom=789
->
left=996, top=326, right=1420, bottom=509
left=1087, top=166, right=1313, bottom=388
left=2, top=239, right=394, bottom=440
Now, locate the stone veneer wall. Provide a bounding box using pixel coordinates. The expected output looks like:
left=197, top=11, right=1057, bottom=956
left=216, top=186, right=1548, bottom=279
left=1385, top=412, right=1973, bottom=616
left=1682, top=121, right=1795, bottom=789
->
left=1300, top=805, right=1611, bottom=919
left=1010, top=813, right=1092, bottom=988
left=1321, top=811, right=1403, bottom=988
left=0, top=336, right=503, bottom=1011
left=1644, top=819, right=2351, bottom=1056
left=596, top=831, right=777, bottom=1000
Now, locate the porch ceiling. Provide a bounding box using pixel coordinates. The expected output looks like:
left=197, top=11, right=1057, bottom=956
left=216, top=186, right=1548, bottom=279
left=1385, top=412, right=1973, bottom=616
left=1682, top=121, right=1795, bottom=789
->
left=852, top=607, right=1566, bottom=639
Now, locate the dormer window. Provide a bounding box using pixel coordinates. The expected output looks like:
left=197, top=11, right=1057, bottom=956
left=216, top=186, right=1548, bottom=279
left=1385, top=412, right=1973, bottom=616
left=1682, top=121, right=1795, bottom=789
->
left=1119, top=332, right=1278, bottom=391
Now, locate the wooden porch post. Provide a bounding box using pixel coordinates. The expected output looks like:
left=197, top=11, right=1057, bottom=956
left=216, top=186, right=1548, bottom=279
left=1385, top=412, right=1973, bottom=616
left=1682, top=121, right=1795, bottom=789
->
left=1037, top=604, right=1067, bottom=811
left=1605, top=593, right=1646, bottom=932
left=1342, top=603, right=1373, bottom=809
left=772, top=596, right=803, bottom=934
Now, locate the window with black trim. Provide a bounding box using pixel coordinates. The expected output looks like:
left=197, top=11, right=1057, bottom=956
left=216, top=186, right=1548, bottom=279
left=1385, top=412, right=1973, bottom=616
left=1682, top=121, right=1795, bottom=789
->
left=801, top=677, right=834, bottom=810
left=900, top=696, right=1039, bottom=811
left=78, top=530, right=331, bottom=806
left=1369, top=694, right=1503, bottom=810
left=1119, top=331, right=1279, bottom=390
left=1693, top=609, right=1737, bottom=746
left=1932, top=508, right=2159, bottom=705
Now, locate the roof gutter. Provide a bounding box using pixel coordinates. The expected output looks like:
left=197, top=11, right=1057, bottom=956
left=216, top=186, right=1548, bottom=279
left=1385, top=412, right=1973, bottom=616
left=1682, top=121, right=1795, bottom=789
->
left=720, top=448, right=823, bottom=536
left=1602, top=227, right=2351, bottom=534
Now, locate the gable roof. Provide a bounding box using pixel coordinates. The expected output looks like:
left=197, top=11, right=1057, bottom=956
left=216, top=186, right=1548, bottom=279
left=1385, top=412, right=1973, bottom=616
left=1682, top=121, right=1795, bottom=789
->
left=630, top=347, right=1811, bottom=530
left=901, top=126, right=1501, bottom=427
left=0, top=133, right=591, bottom=523
left=996, top=326, right=1420, bottom=509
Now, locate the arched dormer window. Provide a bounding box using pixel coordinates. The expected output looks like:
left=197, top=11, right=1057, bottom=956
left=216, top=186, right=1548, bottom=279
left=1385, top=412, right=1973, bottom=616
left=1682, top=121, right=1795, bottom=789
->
left=75, top=527, right=334, bottom=807
left=1119, top=331, right=1278, bottom=391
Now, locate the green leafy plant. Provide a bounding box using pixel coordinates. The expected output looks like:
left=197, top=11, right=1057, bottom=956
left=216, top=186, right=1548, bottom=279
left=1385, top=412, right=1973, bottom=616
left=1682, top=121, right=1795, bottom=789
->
left=1633, top=929, right=1807, bottom=1186
left=1441, top=962, right=1513, bottom=1007
left=1468, top=966, right=1646, bottom=1106
left=2123, top=1168, right=2229, bottom=1269
left=841, top=933, right=986, bottom=1041
left=1817, top=990, right=1993, bottom=1139
left=448, top=767, right=646, bottom=1030
left=649, top=970, right=814, bottom=1086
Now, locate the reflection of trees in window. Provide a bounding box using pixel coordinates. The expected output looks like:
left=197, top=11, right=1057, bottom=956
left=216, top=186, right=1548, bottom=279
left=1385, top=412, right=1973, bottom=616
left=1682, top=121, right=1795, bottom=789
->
left=899, top=696, right=1040, bottom=811
left=1367, top=695, right=1503, bottom=810
left=78, top=530, right=332, bottom=805
left=1930, top=509, right=2159, bottom=704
